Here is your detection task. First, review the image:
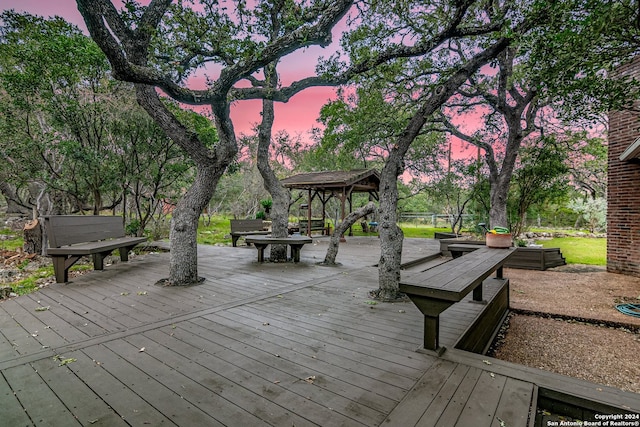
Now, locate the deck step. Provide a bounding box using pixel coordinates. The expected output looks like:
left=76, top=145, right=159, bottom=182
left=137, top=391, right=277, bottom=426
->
left=382, top=359, right=538, bottom=426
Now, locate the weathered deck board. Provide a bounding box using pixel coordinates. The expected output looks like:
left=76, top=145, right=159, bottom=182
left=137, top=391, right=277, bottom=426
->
left=0, top=299, right=51, bottom=356
left=494, top=378, right=537, bottom=427
left=181, top=316, right=413, bottom=403
left=23, top=293, right=99, bottom=340
left=207, top=309, right=428, bottom=385
left=1, top=238, right=637, bottom=426
left=0, top=367, right=34, bottom=426
left=31, top=355, right=131, bottom=427
left=80, top=344, right=219, bottom=426
left=3, top=363, right=81, bottom=426
left=138, top=327, right=327, bottom=426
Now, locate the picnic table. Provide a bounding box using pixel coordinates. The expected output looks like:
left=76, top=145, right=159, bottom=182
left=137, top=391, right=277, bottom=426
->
left=244, top=235, right=312, bottom=263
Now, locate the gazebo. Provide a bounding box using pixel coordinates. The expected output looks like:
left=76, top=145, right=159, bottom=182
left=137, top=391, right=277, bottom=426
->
left=281, top=169, right=380, bottom=236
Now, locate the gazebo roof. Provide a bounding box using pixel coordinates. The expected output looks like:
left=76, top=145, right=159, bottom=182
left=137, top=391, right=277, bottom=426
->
left=281, top=169, right=380, bottom=192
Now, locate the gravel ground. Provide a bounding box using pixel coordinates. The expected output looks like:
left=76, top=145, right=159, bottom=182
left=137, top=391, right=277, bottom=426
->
left=489, top=265, right=640, bottom=393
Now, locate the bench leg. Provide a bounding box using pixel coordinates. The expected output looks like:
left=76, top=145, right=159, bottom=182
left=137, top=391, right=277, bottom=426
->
left=403, top=295, right=453, bottom=352
left=51, top=255, right=82, bottom=283
left=119, top=245, right=135, bottom=262
left=254, top=244, right=268, bottom=262
left=92, top=251, right=113, bottom=270
left=423, top=315, right=440, bottom=351
left=52, top=256, right=68, bottom=284
left=289, top=244, right=304, bottom=262
left=232, top=235, right=239, bottom=247
left=473, top=285, right=483, bottom=302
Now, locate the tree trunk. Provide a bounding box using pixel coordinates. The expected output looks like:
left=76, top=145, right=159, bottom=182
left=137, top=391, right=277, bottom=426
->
left=168, top=165, right=222, bottom=284
left=374, top=38, right=510, bottom=300
left=0, top=182, right=30, bottom=215
left=323, top=202, right=376, bottom=265
left=485, top=48, right=538, bottom=230
left=257, top=64, right=290, bottom=262
left=135, top=85, right=237, bottom=286
left=375, top=162, right=405, bottom=300
left=23, top=219, right=42, bottom=254
left=489, top=177, right=509, bottom=229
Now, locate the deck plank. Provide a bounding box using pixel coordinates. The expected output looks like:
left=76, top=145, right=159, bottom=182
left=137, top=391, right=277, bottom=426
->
left=3, top=363, right=81, bottom=426
left=0, top=299, right=49, bottom=355
left=81, top=343, right=223, bottom=426
left=64, top=348, right=174, bottom=426
left=108, top=336, right=274, bottom=427
left=382, top=359, right=460, bottom=426
left=0, top=369, right=33, bottom=426
left=137, top=327, right=320, bottom=426
left=192, top=313, right=422, bottom=396
left=30, top=356, right=130, bottom=427
left=493, top=378, right=536, bottom=427
left=414, top=363, right=474, bottom=427
left=170, top=318, right=406, bottom=414
left=432, top=366, right=484, bottom=427
left=455, top=370, right=508, bottom=427
left=130, top=327, right=374, bottom=426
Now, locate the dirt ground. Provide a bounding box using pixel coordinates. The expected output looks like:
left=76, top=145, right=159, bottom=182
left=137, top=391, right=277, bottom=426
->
left=490, top=265, right=640, bottom=393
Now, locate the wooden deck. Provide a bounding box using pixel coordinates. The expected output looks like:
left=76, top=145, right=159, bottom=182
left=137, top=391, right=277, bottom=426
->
left=1, top=237, right=637, bottom=426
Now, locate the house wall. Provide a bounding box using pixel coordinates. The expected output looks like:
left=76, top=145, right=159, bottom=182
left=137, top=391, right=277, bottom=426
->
left=607, top=58, right=640, bottom=277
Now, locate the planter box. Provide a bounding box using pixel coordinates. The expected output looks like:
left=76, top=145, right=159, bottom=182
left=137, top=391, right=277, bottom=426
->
left=486, top=233, right=512, bottom=248
left=438, top=238, right=566, bottom=270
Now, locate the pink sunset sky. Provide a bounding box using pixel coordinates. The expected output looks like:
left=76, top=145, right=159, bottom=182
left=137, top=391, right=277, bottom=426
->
left=2, top=0, right=343, bottom=142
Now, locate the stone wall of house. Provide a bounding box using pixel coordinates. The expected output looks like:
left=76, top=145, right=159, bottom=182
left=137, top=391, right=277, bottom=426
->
left=607, top=58, right=640, bottom=277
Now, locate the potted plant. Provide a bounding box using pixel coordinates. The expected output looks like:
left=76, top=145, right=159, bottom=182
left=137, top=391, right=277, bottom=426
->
left=486, top=226, right=512, bottom=248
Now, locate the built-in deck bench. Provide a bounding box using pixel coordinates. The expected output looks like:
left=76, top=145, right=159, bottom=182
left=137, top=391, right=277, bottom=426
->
left=230, top=219, right=269, bottom=247
left=244, top=235, right=312, bottom=263
left=442, top=239, right=566, bottom=270
left=44, top=215, right=147, bottom=283
left=298, top=219, right=330, bottom=236
left=400, top=246, right=516, bottom=352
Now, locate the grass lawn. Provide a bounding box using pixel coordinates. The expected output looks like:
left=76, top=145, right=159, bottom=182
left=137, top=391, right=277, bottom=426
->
left=536, top=237, right=606, bottom=265
left=197, top=216, right=234, bottom=245
left=399, top=223, right=452, bottom=239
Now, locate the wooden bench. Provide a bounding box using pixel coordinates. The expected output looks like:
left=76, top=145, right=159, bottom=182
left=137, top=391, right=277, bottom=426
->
left=244, top=235, right=312, bottom=263
left=399, top=246, right=516, bottom=352
left=298, top=219, right=330, bottom=236
left=230, top=219, right=269, bottom=247
left=44, top=216, right=147, bottom=283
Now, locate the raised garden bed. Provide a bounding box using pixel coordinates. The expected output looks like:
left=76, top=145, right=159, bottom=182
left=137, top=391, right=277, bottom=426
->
left=439, top=238, right=566, bottom=271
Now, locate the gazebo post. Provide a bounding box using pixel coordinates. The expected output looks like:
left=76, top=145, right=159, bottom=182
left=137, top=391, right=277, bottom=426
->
left=348, top=191, right=354, bottom=236
left=306, top=189, right=312, bottom=236
left=321, top=190, right=329, bottom=235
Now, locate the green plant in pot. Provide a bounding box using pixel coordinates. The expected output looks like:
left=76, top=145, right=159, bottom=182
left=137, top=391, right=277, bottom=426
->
left=486, top=226, right=512, bottom=248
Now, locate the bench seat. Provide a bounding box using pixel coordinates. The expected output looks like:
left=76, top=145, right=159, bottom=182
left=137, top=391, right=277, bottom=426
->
left=46, top=237, right=147, bottom=256
left=45, top=216, right=147, bottom=283
left=230, top=219, right=270, bottom=247
left=298, top=219, right=330, bottom=236
left=400, top=246, right=516, bottom=352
